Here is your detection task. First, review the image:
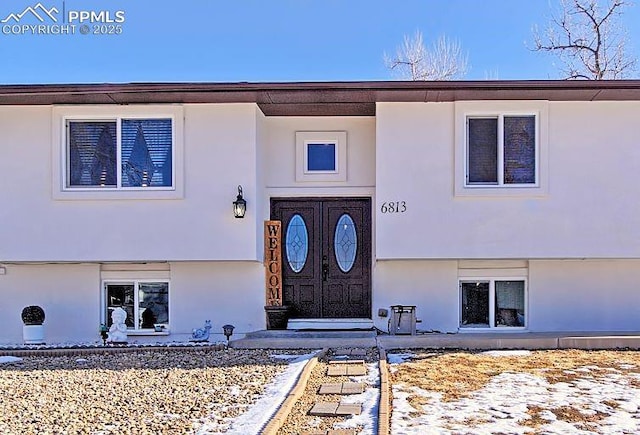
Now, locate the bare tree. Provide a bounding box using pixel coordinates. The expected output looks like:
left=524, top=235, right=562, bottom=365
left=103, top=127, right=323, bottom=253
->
left=533, top=0, right=637, bottom=79
left=385, top=31, right=469, bottom=81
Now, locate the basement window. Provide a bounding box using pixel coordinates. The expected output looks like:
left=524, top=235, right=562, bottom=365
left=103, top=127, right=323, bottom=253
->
left=460, top=279, right=526, bottom=329
left=102, top=280, right=170, bottom=332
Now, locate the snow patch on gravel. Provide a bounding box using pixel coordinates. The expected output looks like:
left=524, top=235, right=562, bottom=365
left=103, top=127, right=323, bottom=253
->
left=387, top=353, right=415, bottom=364
left=0, top=356, right=22, bottom=364
left=195, top=350, right=319, bottom=435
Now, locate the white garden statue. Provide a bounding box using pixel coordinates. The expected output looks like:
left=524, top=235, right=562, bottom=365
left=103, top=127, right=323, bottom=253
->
left=108, top=307, right=128, bottom=343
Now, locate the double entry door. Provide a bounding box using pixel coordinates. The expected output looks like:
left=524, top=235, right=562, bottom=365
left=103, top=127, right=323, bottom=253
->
left=271, top=197, right=371, bottom=319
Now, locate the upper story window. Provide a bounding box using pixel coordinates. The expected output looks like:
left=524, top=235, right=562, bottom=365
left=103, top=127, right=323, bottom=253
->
left=53, top=106, right=184, bottom=200
left=306, top=143, right=336, bottom=172
left=454, top=101, right=548, bottom=197
left=67, top=118, right=173, bottom=189
left=295, top=131, right=347, bottom=182
left=467, top=115, right=537, bottom=186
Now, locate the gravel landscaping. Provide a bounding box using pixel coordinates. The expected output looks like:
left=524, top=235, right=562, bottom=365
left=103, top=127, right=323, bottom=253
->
left=0, top=348, right=311, bottom=434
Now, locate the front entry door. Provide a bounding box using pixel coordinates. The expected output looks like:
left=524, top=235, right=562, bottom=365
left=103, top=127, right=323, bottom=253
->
left=271, top=198, right=371, bottom=318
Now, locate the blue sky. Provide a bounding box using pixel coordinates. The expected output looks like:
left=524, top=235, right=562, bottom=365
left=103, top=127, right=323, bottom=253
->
left=1, top=0, right=639, bottom=84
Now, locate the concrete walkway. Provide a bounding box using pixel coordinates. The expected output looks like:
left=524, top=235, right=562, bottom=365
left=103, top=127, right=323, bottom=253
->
left=230, top=330, right=640, bottom=350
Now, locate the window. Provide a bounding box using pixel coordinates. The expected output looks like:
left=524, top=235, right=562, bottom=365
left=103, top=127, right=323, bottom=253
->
left=295, top=131, right=347, bottom=182
left=53, top=106, right=184, bottom=200
left=466, top=115, right=537, bottom=186
left=307, top=143, right=336, bottom=172
left=460, top=279, right=526, bottom=328
left=454, top=102, right=548, bottom=197
left=103, top=280, right=169, bottom=331
left=66, top=118, right=173, bottom=189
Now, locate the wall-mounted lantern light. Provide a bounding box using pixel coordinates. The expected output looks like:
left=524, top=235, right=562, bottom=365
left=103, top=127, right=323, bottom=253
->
left=233, top=185, right=246, bottom=218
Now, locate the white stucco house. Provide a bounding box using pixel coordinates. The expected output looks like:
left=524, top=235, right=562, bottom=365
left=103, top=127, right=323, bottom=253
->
left=0, top=80, right=639, bottom=344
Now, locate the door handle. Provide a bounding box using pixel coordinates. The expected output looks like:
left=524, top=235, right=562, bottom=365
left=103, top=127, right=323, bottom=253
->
left=322, top=256, right=329, bottom=281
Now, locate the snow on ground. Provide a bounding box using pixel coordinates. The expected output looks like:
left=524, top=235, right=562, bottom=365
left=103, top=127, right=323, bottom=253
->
left=0, top=356, right=22, bottom=364
left=482, top=350, right=532, bottom=357
left=387, top=353, right=415, bottom=364
left=333, top=361, right=381, bottom=434
left=391, top=362, right=640, bottom=435
left=195, top=350, right=319, bottom=435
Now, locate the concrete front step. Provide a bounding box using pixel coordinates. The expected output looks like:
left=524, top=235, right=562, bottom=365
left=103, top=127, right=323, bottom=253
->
left=288, top=318, right=374, bottom=331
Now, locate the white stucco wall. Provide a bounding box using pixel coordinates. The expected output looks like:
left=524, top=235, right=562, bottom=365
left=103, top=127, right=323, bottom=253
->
left=0, top=261, right=265, bottom=345
left=373, top=260, right=459, bottom=333
left=376, top=101, right=640, bottom=259
left=373, top=258, right=640, bottom=333
left=0, top=263, right=100, bottom=344
left=528, top=259, right=640, bottom=331
left=262, top=116, right=375, bottom=194
left=0, top=104, right=260, bottom=262
left=169, top=261, right=265, bottom=341
left=3, top=98, right=640, bottom=341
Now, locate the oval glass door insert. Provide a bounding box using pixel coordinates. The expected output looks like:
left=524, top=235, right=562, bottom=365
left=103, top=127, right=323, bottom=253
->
left=334, top=214, right=357, bottom=272
left=285, top=214, right=308, bottom=273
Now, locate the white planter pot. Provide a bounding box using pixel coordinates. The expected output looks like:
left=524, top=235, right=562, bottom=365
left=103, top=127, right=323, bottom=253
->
left=23, top=324, right=45, bottom=344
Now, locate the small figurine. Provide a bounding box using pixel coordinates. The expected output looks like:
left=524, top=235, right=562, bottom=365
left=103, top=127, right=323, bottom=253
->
left=191, top=320, right=212, bottom=342
left=107, top=307, right=128, bottom=343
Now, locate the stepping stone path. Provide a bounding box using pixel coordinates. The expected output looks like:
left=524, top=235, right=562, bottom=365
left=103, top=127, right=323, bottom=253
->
left=318, top=382, right=365, bottom=395
left=302, top=430, right=357, bottom=435
left=308, top=348, right=367, bottom=427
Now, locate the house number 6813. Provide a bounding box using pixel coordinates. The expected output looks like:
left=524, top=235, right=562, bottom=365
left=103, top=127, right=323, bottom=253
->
left=380, top=201, right=407, bottom=213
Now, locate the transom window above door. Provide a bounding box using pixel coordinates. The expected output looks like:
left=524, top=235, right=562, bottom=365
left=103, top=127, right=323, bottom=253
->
left=295, top=131, right=347, bottom=182
left=306, top=143, right=336, bottom=172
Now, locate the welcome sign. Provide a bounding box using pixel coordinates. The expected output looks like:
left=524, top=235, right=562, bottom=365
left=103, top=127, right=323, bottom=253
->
left=264, top=220, right=282, bottom=306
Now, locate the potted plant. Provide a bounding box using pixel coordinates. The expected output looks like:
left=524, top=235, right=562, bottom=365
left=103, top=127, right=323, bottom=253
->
left=21, top=305, right=45, bottom=344
left=264, top=304, right=290, bottom=330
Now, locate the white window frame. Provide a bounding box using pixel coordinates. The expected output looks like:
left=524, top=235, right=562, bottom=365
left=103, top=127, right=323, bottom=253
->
left=465, top=114, right=539, bottom=187
left=295, top=131, right=347, bottom=182
left=459, top=277, right=528, bottom=331
left=101, top=278, right=171, bottom=335
left=454, top=101, right=549, bottom=197
left=52, top=105, right=184, bottom=200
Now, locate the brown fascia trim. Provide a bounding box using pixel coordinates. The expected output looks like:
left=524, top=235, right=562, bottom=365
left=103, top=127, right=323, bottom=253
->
left=0, top=80, right=639, bottom=115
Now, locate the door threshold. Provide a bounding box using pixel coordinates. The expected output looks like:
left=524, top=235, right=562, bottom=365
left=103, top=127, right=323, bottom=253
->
left=288, top=318, right=374, bottom=330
